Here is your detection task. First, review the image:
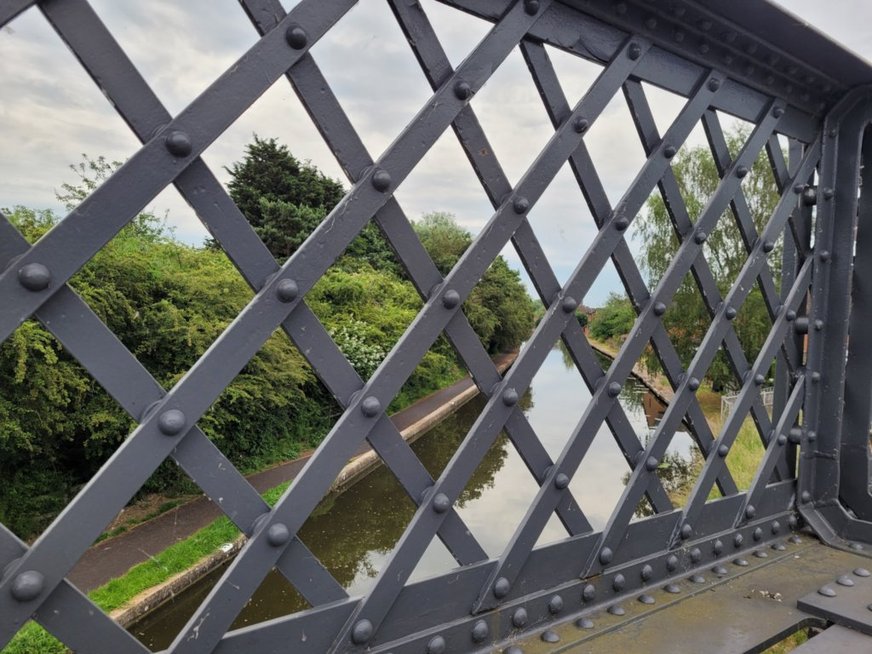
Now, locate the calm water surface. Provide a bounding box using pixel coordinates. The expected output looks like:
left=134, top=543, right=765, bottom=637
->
left=132, top=347, right=692, bottom=649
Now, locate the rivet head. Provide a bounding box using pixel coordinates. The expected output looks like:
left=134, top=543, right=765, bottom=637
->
left=17, top=263, right=51, bottom=292
left=494, top=577, right=510, bottom=598
left=666, top=554, right=679, bottom=571
left=777, top=433, right=787, bottom=445
left=607, top=381, right=622, bottom=397
left=754, top=373, right=765, bottom=386
left=512, top=196, right=530, bottom=213
left=427, top=635, right=447, bottom=654
left=725, top=306, right=737, bottom=320
left=541, top=630, right=560, bottom=643
left=690, top=573, right=705, bottom=583
left=361, top=396, right=381, bottom=417
left=371, top=168, right=392, bottom=193
left=762, top=240, right=775, bottom=253
left=754, top=550, right=768, bottom=558
left=708, top=78, right=721, bottom=92
left=734, top=558, right=749, bottom=567
left=663, top=145, right=677, bottom=159
left=814, top=320, right=823, bottom=331
left=615, top=217, right=630, bottom=231
left=717, top=443, right=729, bottom=457
left=613, top=574, right=626, bottom=591
left=599, top=547, right=614, bottom=565
left=823, top=188, right=834, bottom=200
left=554, top=473, right=570, bottom=489
left=694, top=231, right=707, bottom=244
left=753, top=527, right=763, bottom=541
left=351, top=619, right=373, bottom=644
left=690, top=548, right=702, bottom=563
left=442, top=289, right=461, bottom=309
left=10, top=570, right=44, bottom=602
left=664, top=583, right=681, bottom=594
left=713, top=540, right=724, bottom=555
left=736, top=165, right=749, bottom=178
left=275, top=278, right=299, bottom=303
left=548, top=594, right=564, bottom=614
left=681, top=523, right=693, bottom=540
left=855, top=568, right=871, bottom=577
left=512, top=607, right=528, bottom=628
left=745, top=505, right=756, bottom=519
left=608, top=604, right=626, bottom=616
left=471, top=619, right=489, bottom=642
left=788, top=514, right=799, bottom=529
left=579, top=585, right=596, bottom=604
left=712, top=565, right=728, bottom=576
left=165, top=130, right=192, bottom=157
left=811, top=371, right=821, bottom=383
left=653, top=301, right=667, bottom=316
left=641, top=564, right=653, bottom=581
left=453, top=80, right=472, bottom=101
left=573, top=116, right=590, bottom=133
left=802, top=187, right=818, bottom=206
left=771, top=521, right=781, bottom=534
left=801, top=490, right=812, bottom=503
left=807, top=430, right=817, bottom=442
left=502, top=387, right=519, bottom=406
left=628, top=43, right=642, bottom=60
left=688, top=377, right=700, bottom=392
left=734, top=533, right=744, bottom=547
left=819, top=250, right=831, bottom=262
left=267, top=522, right=290, bottom=546
left=432, top=492, right=450, bottom=513
left=645, top=456, right=659, bottom=472
left=523, top=0, right=540, bottom=15
left=285, top=25, right=308, bottom=49
left=786, top=310, right=796, bottom=321
left=562, top=296, right=578, bottom=313
left=772, top=542, right=786, bottom=551
left=772, top=106, right=785, bottom=118
left=836, top=575, right=855, bottom=587
left=158, top=409, right=186, bottom=436
left=818, top=586, right=837, bottom=597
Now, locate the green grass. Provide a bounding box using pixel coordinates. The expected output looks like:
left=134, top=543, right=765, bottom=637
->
left=2, top=481, right=292, bottom=654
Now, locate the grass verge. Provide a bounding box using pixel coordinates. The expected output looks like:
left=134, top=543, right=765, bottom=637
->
left=2, top=481, right=291, bottom=654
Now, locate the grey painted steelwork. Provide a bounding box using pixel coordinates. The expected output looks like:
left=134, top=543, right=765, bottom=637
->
left=1, top=0, right=871, bottom=651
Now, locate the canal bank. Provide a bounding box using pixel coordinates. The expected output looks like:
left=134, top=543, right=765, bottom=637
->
left=67, top=351, right=518, bottom=628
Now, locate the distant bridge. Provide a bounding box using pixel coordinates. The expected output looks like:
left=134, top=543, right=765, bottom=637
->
left=2, top=1, right=872, bottom=652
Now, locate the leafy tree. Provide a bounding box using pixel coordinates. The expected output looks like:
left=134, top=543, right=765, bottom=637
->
left=225, top=136, right=399, bottom=271
left=634, top=126, right=782, bottom=390
left=414, top=212, right=536, bottom=353
left=589, top=292, right=636, bottom=342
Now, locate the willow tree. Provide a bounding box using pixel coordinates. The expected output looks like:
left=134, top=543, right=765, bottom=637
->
left=635, top=126, right=782, bottom=391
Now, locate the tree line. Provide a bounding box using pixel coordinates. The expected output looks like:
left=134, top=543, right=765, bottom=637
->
left=0, top=138, right=536, bottom=538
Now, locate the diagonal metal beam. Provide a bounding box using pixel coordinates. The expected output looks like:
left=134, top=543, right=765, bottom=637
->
left=387, top=0, right=674, bottom=515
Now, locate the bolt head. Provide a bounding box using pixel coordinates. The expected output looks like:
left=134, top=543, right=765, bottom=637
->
left=158, top=409, right=186, bottom=436
left=442, top=289, right=461, bottom=309
left=512, top=196, right=529, bottom=213
left=371, top=168, right=392, bottom=192
left=562, top=295, right=578, bottom=313
left=453, top=80, right=472, bottom=101
left=512, top=607, right=528, bottom=628
left=548, top=594, right=564, bottom=614
left=494, top=576, right=510, bottom=598
left=267, top=522, right=290, bottom=546
left=613, top=573, right=626, bottom=591
left=471, top=619, right=489, bottom=642
left=360, top=396, right=381, bottom=417
left=17, top=263, right=51, bottom=292
left=285, top=25, right=308, bottom=49
left=573, top=116, right=590, bottom=133
left=165, top=130, right=192, bottom=157
left=351, top=619, right=373, bottom=644
left=432, top=492, right=450, bottom=513
left=502, top=387, right=519, bottom=406
left=10, top=570, right=44, bottom=602
left=554, top=472, right=570, bottom=489
left=275, top=278, right=298, bottom=303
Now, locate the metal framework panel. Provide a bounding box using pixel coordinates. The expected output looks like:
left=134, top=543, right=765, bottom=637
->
left=0, top=0, right=870, bottom=652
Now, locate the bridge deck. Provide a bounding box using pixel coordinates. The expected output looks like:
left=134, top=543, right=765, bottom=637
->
left=515, top=538, right=872, bottom=653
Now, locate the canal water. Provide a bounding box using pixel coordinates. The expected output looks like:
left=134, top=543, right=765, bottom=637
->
left=131, top=346, right=694, bottom=649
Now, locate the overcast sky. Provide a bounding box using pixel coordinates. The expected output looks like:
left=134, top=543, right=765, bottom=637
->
left=1, top=0, right=869, bottom=306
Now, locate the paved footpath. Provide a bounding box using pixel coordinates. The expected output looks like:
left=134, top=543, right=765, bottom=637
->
left=69, top=352, right=516, bottom=592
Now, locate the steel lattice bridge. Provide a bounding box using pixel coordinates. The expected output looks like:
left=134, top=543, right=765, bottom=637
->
left=2, top=0, right=872, bottom=652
